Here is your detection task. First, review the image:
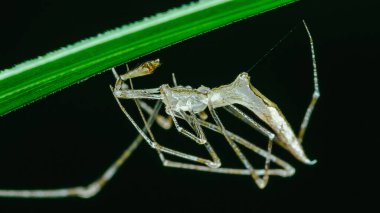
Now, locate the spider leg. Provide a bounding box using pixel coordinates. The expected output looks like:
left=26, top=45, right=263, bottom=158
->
left=125, top=77, right=221, bottom=168
left=297, top=20, right=320, bottom=143
left=197, top=119, right=294, bottom=178
left=160, top=118, right=294, bottom=179
left=138, top=101, right=173, bottom=130
left=159, top=90, right=222, bottom=168
left=178, top=110, right=208, bottom=144
left=0, top=101, right=160, bottom=199
left=133, top=100, right=223, bottom=173
left=160, top=91, right=206, bottom=145
left=224, top=105, right=275, bottom=140
left=111, top=66, right=220, bottom=167
left=111, top=88, right=220, bottom=169
left=172, top=73, right=178, bottom=86
left=112, top=66, right=172, bottom=130
left=113, top=86, right=161, bottom=100
left=178, top=110, right=221, bottom=168
left=135, top=102, right=295, bottom=179
left=223, top=104, right=277, bottom=184
left=208, top=102, right=272, bottom=189
left=112, top=64, right=161, bottom=100
left=112, top=67, right=127, bottom=91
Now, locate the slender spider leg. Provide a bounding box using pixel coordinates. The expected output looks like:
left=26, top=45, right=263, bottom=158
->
left=297, top=20, right=320, bottom=144
left=0, top=21, right=319, bottom=198
left=112, top=62, right=162, bottom=100
left=116, top=71, right=221, bottom=168
left=160, top=91, right=208, bottom=145
left=0, top=101, right=161, bottom=199
left=112, top=67, right=172, bottom=130
left=111, top=87, right=221, bottom=168
left=129, top=79, right=218, bottom=171
left=177, top=110, right=221, bottom=167
left=113, top=68, right=220, bottom=168
left=157, top=106, right=221, bottom=168
left=158, top=93, right=220, bottom=169
left=114, top=87, right=161, bottom=100
left=129, top=78, right=160, bottom=151
left=197, top=118, right=295, bottom=177
left=179, top=111, right=207, bottom=143
left=223, top=104, right=275, bottom=184
left=133, top=100, right=294, bottom=180
left=112, top=68, right=127, bottom=91
left=207, top=102, right=272, bottom=188
left=224, top=105, right=275, bottom=140
left=172, top=73, right=178, bottom=87
left=139, top=101, right=173, bottom=130
left=161, top=118, right=291, bottom=179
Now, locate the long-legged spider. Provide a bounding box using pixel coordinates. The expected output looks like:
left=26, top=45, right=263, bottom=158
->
left=0, top=21, right=319, bottom=199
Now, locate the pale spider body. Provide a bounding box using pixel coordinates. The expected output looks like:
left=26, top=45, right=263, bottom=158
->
left=160, top=85, right=209, bottom=113
left=0, top=21, right=318, bottom=199
left=157, top=72, right=313, bottom=164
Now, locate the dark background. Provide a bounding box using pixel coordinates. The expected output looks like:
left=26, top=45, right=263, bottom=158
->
left=0, top=0, right=376, bottom=212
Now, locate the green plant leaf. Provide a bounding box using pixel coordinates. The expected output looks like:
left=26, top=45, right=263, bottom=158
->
left=0, top=0, right=298, bottom=116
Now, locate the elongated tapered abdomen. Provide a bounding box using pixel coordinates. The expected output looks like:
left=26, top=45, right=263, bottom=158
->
left=210, top=72, right=315, bottom=164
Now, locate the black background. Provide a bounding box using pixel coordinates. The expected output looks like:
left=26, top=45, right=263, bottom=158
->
left=0, top=0, right=376, bottom=212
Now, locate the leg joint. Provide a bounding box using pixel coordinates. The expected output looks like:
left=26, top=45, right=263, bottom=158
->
left=75, top=182, right=101, bottom=199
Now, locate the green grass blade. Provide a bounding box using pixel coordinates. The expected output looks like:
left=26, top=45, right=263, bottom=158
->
left=0, top=0, right=298, bottom=116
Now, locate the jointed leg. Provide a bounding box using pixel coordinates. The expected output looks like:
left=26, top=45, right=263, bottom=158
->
left=197, top=118, right=295, bottom=177
left=113, top=86, right=161, bottom=100
left=159, top=91, right=211, bottom=148
left=118, top=69, right=221, bottom=169
left=138, top=101, right=173, bottom=130
left=112, top=66, right=221, bottom=168
left=112, top=68, right=128, bottom=91
left=224, top=105, right=275, bottom=140
left=157, top=91, right=221, bottom=167
left=125, top=71, right=221, bottom=169
left=111, top=65, right=161, bottom=100
left=0, top=101, right=161, bottom=199
left=177, top=110, right=221, bottom=168
left=178, top=110, right=208, bottom=144
left=112, top=67, right=172, bottom=130
left=111, top=89, right=221, bottom=168
left=223, top=104, right=276, bottom=184
left=298, top=21, right=320, bottom=143
left=208, top=104, right=273, bottom=188
left=134, top=102, right=295, bottom=180
left=157, top=117, right=293, bottom=181
left=172, top=73, right=178, bottom=87
left=165, top=107, right=208, bottom=145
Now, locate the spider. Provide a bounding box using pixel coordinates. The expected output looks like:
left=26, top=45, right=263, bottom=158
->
left=0, top=21, right=319, bottom=199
